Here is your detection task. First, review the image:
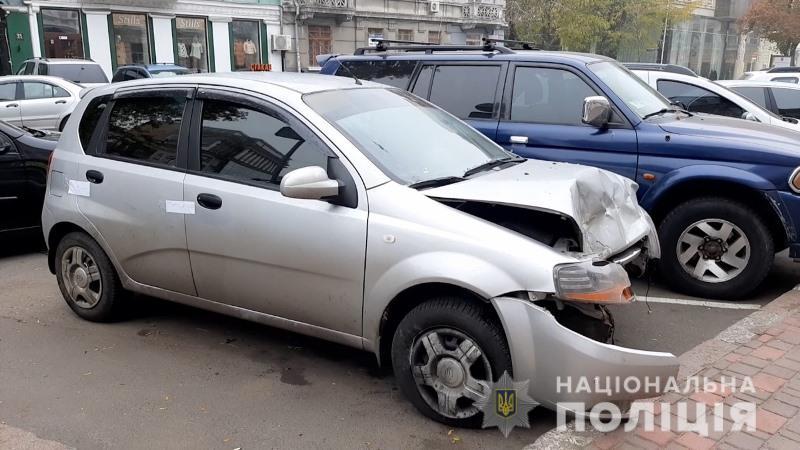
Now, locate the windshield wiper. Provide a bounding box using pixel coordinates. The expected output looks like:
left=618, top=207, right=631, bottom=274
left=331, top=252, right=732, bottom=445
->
left=463, top=156, right=525, bottom=177
left=21, top=125, right=46, bottom=137
left=409, top=176, right=465, bottom=190
left=642, top=108, right=675, bottom=120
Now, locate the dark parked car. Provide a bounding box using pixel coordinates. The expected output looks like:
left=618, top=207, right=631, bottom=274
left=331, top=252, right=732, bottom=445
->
left=320, top=41, right=800, bottom=299
left=0, top=121, right=58, bottom=233
left=111, top=64, right=191, bottom=82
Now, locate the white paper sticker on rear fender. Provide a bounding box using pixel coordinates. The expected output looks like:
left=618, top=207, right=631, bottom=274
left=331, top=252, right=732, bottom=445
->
left=67, top=180, right=90, bottom=197
left=165, top=200, right=195, bottom=215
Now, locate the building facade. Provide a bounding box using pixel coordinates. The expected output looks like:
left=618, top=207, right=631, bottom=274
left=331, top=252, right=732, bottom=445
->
left=0, top=0, right=507, bottom=77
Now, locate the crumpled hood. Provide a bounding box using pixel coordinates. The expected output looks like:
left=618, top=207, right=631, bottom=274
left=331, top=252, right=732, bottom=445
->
left=423, top=160, right=654, bottom=259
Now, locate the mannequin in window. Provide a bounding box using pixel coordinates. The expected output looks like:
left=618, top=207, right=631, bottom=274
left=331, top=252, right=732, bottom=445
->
left=234, top=39, right=245, bottom=70
left=243, top=38, right=257, bottom=69
left=177, top=41, right=189, bottom=68
left=190, top=36, right=204, bottom=72
left=115, top=35, right=131, bottom=66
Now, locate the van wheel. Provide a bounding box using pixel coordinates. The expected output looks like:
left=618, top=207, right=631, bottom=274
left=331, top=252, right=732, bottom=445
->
left=391, top=297, right=512, bottom=428
left=58, top=115, right=70, bottom=131
left=55, top=231, right=124, bottom=322
left=658, top=197, right=773, bottom=299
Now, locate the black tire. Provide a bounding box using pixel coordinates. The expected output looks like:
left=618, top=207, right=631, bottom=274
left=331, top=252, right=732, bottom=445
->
left=54, top=231, right=124, bottom=322
left=58, top=115, right=69, bottom=131
left=658, top=197, right=773, bottom=299
left=391, top=297, right=512, bottom=428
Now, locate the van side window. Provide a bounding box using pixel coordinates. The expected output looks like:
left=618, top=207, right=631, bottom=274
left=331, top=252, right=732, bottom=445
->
left=101, top=94, right=187, bottom=166
left=78, top=95, right=111, bottom=150
left=657, top=80, right=745, bottom=118
left=510, top=67, right=596, bottom=125
left=428, top=65, right=500, bottom=120
left=338, top=60, right=416, bottom=89
left=198, top=99, right=328, bottom=188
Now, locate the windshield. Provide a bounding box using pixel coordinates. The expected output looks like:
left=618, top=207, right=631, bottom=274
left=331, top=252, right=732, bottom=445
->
left=49, top=64, right=109, bottom=84
left=304, top=88, right=512, bottom=185
left=589, top=61, right=671, bottom=118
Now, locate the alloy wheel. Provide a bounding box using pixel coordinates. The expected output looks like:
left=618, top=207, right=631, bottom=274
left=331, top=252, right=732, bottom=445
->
left=676, top=218, right=750, bottom=283
left=409, top=328, right=492, bottom=419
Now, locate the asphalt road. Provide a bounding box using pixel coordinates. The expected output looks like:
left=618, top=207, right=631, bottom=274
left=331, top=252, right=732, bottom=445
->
left=0, top=237, right=797, bottom=449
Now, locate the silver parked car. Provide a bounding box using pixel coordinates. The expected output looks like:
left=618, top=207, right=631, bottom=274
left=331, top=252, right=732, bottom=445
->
left=42, top=73, right=678, bottom=426
left=0, top=75, right=83, bottom=131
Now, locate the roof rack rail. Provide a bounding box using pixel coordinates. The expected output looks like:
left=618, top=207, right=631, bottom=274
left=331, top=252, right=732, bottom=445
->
left=354, top=38, right=515, bottom=55
left=482, top=37, right=539, bottom=51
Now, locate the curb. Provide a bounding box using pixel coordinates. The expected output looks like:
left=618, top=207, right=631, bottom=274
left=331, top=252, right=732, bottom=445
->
left=524, top=287, right=800, bottom=450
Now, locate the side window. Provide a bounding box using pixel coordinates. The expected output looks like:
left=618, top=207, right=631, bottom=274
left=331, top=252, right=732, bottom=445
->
left=101, top=94, right=187, bottom=166
left=338, top=60, right=416, bottom=89
left=127, top=69, right=146, bottom=80
left=428, top=65, right=500, bottom=119
left=510, top=67, right=596, bottom=125
left=22, top=82, right=57, bottom=99
left=198, top=99, right=329, bottom=188
left=731, top=86, right=767, bottom=108
left=772, top=88, right=800, bottom=118
left=37, top=63, right=47, bottom=75
left=0, top=132, right=17, bottom=154
left=79, top=95, right=111, bottom=150
left=772, top=77, right=799, bottom=84
left=0, top=83, right=16, bottom=101
left=411, top=65, right=433, bottom=97
left=111, top=70, right=126, bottom=82
left=52, top=86, right=70, bottom=98
left=657, top=80, right=745, bottom=118
left=22, top=61, right=35, bottom=75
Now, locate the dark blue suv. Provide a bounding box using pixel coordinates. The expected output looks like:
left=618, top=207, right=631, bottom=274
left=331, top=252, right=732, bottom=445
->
left=320, top=42, right=800, bottom=300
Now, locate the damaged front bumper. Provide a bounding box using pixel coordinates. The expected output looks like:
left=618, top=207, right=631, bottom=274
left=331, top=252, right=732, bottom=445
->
left=491, top=296, right=679, bottom=412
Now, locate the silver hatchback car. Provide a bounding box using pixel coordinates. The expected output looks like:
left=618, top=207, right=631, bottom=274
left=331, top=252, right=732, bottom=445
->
left=43, top=73, right=678, bottom=426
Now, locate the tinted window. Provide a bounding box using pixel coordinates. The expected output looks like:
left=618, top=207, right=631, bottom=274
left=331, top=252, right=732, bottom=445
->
left=111, top=70, right=126, bottom=82
left=0, top=83, right=16, bottom=101
left=79, top=95, right=111, bottom=150
left=199, top=99, right=328, bottom=188
left=22, top=62, right=34, bottom=75
left=772, top=77, right=799, bottom=84
left=731, top=86, right=767, bottom=108
left=411, top=65, right=433, bottom=97
left=510, top=67, right=596, bottom=125
left=337, top=60, right=416, bottom=89
left=37, top=63, right=47, bottom=75
left=49, top=64, right=109, bottom=83
left=22, top=82, right=69, bottom=99
left=772, top=88, right=800, bottom=119
left=126, top=69, right=146, bottom=80
left=429, top=65, right=500, bottom=119
left=102, top=94, right=186, bottom=166
left=657, top=80, right=745, bottom=118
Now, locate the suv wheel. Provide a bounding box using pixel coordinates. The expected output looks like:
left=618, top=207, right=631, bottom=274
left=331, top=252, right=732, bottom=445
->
left=391, top=297, right=512, bottom=428
left=658, top=197, right=773, bottom=299
left=55, top=231, right=124, bottom=322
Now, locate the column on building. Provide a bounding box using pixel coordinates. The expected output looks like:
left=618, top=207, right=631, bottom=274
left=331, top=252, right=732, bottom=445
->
left=84, top=11, right=112, bottom=79
left=210, top=17, right=232, bottom=73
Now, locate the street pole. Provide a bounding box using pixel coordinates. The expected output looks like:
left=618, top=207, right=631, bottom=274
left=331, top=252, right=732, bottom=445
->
left=660, top=0, right=671, bottom=64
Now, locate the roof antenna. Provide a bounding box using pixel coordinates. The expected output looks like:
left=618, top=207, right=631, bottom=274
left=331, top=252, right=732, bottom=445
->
left=337, top=61, right=362, bottom=86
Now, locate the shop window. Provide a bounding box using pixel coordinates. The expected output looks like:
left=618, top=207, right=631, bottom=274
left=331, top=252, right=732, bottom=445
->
left=112, top=13, right=150, bottom=66
left=231, top=20, right=260, bottom=71
left=428, top=31, right=441, bottom=45
left=308, top=25, right=331, bottom=67
left=175, top=17, right=208, bottom=73
left=397, top=29, right=414, bottom=42
left=41, top=9, right=84, bottom=59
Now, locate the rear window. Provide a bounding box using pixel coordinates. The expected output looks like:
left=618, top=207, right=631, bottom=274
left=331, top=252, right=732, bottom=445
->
left=336, top=60, right=417, bottom=89
left=49, top=64, right=109, bottom=84
left=78, top=95, right=111, bottom=150
left=150, top=69, right=191, bottom=77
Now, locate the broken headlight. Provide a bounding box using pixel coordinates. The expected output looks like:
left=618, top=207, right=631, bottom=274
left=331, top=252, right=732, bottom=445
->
left=553, top=260, right=635, bottom=304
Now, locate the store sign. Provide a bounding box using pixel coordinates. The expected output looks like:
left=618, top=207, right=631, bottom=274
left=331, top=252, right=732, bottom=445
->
left=15, top=33, right=23, bottom=41
left=250, top=64, right=272, bottom=72
left=113, top=14, right=145, bottom=27
left=176, top=17, right=205, bottom=30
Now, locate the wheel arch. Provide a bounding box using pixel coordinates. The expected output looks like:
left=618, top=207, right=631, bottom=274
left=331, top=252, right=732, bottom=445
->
left=47, top=221, right=90, bottom=274
left=643, top=171, right=787, bottom=250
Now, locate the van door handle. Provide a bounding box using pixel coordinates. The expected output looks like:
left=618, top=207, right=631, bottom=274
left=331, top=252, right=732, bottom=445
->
left=197, top=193, right=222, bottom=210
left=6, top=103, right=18, bottom=108
left=510, top=135, right=529, bottom=145
left=55, top=99, right=67, bottom=104
left=85, top=170, right=104, bottom=184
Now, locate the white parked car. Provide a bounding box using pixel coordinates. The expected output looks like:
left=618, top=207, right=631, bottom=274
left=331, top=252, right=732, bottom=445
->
left=628, top=65, right=800, bottom=131
left=718, top=80, right=800, bottom=122
left=742, top=67, right=800, bottom=84
left=0, top=75, right=83, bottom=131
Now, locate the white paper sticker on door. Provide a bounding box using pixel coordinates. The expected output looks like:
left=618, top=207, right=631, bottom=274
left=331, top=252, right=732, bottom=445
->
left=165, top=200, right=196, bottom=215
left=67, top=180, right=91, bottom=197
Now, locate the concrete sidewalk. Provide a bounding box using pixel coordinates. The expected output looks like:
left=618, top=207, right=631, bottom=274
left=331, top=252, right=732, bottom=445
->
left=584, top=288, right=800, bottom=450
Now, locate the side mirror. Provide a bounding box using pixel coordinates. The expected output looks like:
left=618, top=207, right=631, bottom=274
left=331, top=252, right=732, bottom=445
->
left=742, top=111, right=759, bottom=122
left=280, top=166, right=340, bottom=201
left=582, top=96, right=611, bottom=128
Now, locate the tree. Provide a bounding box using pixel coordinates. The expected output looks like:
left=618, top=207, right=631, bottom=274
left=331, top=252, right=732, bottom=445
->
left=506, top=0, right=561, bottom=50
left=741, top=0, right=800, bottom=64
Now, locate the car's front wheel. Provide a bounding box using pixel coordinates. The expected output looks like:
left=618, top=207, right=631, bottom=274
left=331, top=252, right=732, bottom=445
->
left=55, top=231, right=124, bottom=322
left=391, top=297, right=512, bottom=428
left=658, top=197, right=773, bottom=299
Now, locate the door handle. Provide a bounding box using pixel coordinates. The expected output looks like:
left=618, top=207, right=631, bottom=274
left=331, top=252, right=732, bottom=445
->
left=509, top=135, right=529, bottom=145
left=55, top=99, right=67, bottom=104
left=197, top=193, right=222, bottom=210
left=6, top=103, right=18, bottom=108
left=85, top=170, right=104, bottom=184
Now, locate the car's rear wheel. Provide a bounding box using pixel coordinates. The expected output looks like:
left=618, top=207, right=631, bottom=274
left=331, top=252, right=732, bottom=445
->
left=658, top=197, right=773, bottom=299
left=391, top=297, right=512, bottom=428
left=55, top=231, right=124, bottom=322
